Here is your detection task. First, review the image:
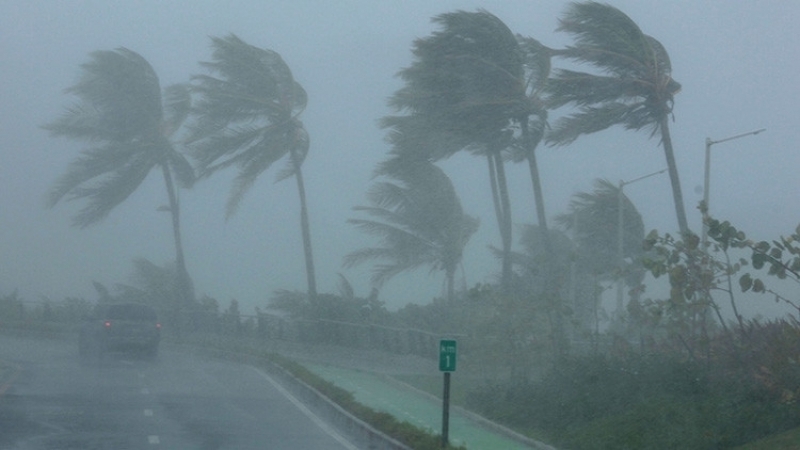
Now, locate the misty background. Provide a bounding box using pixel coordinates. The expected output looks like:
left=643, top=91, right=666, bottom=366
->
left=2, top=1, right=798, bottom=318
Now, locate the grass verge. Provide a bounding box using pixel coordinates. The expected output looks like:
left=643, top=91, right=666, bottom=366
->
left=173, top=336, right=466, bottom=450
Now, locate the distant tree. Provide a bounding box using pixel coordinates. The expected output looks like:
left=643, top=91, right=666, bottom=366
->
left=382, top=10, right=533, bottom=289
left=115, top=258, right=179, bottom=308
left=189, top=34, right=317, bottom=301
left=344, top=157, right=478, bottom=304
left=44, top=48, right=195, bottom=306
left=507, top=224, right=580, bottom=359
left=557, top=179, right=645, bottom=285
left=546, top=2, right=688, bottom=236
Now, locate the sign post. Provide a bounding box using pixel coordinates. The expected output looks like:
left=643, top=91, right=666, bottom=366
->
left=439, top=339, right=457, bottom=448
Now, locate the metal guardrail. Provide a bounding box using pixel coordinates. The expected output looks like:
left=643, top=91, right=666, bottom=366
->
left=0, top=298, right=467, bottom=361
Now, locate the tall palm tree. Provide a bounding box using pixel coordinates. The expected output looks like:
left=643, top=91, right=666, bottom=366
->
left=514, top=35, right=556, bottom=238
left=546, top=2, right=688, bottom=236
left=188, top=34, right=317, bottom=300
left=44, top=48, right=195, bottom=306
left=382, top=10, right=531, bottom=289
left=344, top=157, right=479, bottom=304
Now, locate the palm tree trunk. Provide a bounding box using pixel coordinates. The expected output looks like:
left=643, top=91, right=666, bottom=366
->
left=493, top=151, right=513, bottom=290
left=521, top=117, right=549, bottom=234
left=522, top=117, right=567, bottom=359
left=445, top=266, right=455, bottom=305
left=291, top=150, right=317, bottom=302
left=161, top=164, right=194, bottom=333
left=487, top=153, right=503, bottom=241
left=486, top=149, right=513, bottom=290
left=659, top=117, right=690, bottom=236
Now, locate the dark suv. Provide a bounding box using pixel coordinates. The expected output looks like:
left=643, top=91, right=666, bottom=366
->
left=79, top=303, right=161, bottom=361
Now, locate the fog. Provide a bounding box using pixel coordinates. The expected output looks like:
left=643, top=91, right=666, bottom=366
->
left=2, top=1, right=799, bottom=319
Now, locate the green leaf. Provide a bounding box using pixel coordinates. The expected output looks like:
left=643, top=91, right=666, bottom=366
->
left=753, top=278, right=765, bottom=293
left=753, top=252, right=766, bottom=269
left=739, top=273, right=753, bottom=292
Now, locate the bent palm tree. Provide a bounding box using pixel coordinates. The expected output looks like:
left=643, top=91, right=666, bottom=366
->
left=546, top=2, right=688, bottom=235
left=557, top=179, right=647, bottom=314
left=344, top=157, right=478, bottom=304
left=44, top=48, right=195, bottom=305
left=189, top=34, right=317, bottom=300
left=383, top=10, right=531, bottom=289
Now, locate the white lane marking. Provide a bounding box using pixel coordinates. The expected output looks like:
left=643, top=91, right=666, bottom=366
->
left=141, top=388, right=150, bottom=395
left=144, top=409, right=153, bottom=417
left=148, top=435, right=160, bottom=444
left=250, top=367, right=359, bottom=450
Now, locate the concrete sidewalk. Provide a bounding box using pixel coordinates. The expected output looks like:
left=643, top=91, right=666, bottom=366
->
left=305, top=363, right=555, bottom=450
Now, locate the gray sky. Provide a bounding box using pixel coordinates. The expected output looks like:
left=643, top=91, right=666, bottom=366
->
left=2, top=1, right=798, bottom=317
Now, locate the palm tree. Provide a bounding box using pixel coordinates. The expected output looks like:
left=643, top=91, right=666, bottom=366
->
left=557, top=179, right=645, bottom=277
left=343, top=157, right=479, bottom=304
left=556, top=179, right=647, bottom=319
left=513, top=35, right=556, bottom=238
left=546, top=2, right=688, bottom=236
left=188, top=34, right=317, bottom=300
left=382, top=10, right=531, bottom=289
left=44, top=48, right=195, bottom=306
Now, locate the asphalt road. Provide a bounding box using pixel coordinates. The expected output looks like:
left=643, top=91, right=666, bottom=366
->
left=0, top=335, right=359, bottom=450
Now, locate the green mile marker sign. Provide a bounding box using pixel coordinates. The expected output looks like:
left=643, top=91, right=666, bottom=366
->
left=439, top=339, right=457, bottom=372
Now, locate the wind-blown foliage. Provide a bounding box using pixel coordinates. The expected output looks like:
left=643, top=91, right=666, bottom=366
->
left=44, top=48, right=195, bottom=304
left=382, top=10, right=529, bottom=289
left=557, top=178, right=645, bottom=278
left=546, top=1, right=688, bottom=235
left=189, top=34, right=317, bottom=300
left=344, top=157, right=478, bottom=304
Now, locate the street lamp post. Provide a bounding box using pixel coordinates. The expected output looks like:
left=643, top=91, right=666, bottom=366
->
left=616, top=168, right=667, bottom=317
left=702, top=128, right=766, bottom=249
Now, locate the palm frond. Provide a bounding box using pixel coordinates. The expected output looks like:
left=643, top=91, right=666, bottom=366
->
left=345, top=159, right=477, bottom=288
left=163, top=84, right=191, bottom=138
left=55, top=48, right=162, bottom=142
left=547, top=2, right=680, bottom=148
left=190, top=34, right=311, bottom=216
left=224, top=143, right=282, bottom=218
left=547, top=102, right=636, bottom=145
left=555, top=178, right=645, bottom=272
left=68, top=149, right=156, bottom=227
left=274, top=122, right=309, bottom=182
left=166, top=149, right=195, bottom=188
left=385, top=10, right=527, bottom=154
left=47, top=142, right=142, bottom=207
left=557, top=2, right=651, bottom=77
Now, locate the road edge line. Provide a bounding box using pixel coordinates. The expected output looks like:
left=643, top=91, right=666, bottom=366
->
left=251, top=366, right=359, bottom=450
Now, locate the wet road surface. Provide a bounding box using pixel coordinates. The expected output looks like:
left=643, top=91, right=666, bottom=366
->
left=0, top=335, right=358, bottom=450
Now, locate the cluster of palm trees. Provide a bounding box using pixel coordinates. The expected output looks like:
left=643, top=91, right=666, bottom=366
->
left=45, top=2, right=688, bottom=316
left=369, top=3, right=686, bottom=302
